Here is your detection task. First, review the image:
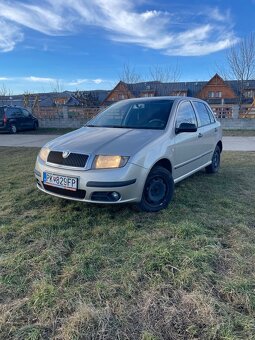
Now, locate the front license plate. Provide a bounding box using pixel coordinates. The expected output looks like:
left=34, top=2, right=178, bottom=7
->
left=43, top=172, right=78, bottom=191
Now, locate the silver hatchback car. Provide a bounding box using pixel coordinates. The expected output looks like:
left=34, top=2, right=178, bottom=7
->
left=35, top=97, right=222, bottom=211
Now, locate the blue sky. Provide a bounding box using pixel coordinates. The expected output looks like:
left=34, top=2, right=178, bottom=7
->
left=0, top=0, right=254, bottom=94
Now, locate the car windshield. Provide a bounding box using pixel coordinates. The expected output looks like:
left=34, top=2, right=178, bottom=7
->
left=86, top=99, right=174, bottom=130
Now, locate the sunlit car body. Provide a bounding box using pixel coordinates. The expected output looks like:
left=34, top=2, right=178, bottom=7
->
left=34, top=97, right=222, bottom=211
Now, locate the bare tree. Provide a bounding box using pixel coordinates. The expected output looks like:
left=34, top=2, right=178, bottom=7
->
left=23, top=90, right=32, bottom=108
left=149, top=63, right=181, bottom=83
left=226, top=33, right=255, bottom=108
left=119, top=63, right=142, bottom=84
left=51, top=79, right=64, bottom=93
left=147, top=63, right=181, bottom=96
left=0, top=84, right=13, bottom=105
left=214, top=63, right=229, bottom=81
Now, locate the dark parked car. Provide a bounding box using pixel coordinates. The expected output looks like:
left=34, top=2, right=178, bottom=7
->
left=0, top=106, right=39, bottom=133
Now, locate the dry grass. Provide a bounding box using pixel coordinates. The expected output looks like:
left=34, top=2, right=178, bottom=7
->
left=223, top=129, right=255, bottom=136
left=0, top=147, right=255, bottom=339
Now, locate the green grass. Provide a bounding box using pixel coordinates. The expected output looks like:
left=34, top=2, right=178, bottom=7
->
left=223, top=129, right=255, bottom=136
left=0, top=148, right=255, bottom=339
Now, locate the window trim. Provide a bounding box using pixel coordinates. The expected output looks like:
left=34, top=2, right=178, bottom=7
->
left=174, top=100, right=198, bottom=130
left=191, top=100, right=214, bottom=127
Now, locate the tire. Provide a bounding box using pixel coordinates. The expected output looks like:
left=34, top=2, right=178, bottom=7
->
left=135, top=166, right=174, bottom=212
left=9, top=124, right=17, bottom=134
left=206, top=145, right=221, bottom=174
left=33, top=122, right=38, bottom=130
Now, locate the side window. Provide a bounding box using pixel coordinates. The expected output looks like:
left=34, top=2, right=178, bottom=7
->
left=205, top=105, right=216, bottom=123
left=193, top=102, right=211, bottom=127
left=6, top=108, right=22, bottom=118
left=22, top=109, right=30, bottom=117
left=175, top=101, right=197, bottom=129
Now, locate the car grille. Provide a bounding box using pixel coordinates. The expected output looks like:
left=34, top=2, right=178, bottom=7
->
left=43, top=184, right=86, bottom=199
left=47, top=151, right=88, bottom=168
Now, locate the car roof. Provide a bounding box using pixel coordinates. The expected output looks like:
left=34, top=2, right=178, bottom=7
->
left=0, top=105, right=25, bottom=109
left=118, top=96, right=207, bottom=103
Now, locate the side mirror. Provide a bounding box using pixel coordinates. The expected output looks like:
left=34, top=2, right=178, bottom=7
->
left=175, top=122, right=197, bottom=134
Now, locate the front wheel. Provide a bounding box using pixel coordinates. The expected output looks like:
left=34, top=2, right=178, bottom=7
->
left=206, top=145, right=221, bottom=174
left=33, top=121, right=38, bottom=130
left=135, top=166, right=174, bottom=212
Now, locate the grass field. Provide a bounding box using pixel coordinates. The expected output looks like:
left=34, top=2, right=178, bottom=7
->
left=0, top=148, right=255, bottom=339
left=223, top=129, right=255, bottom=137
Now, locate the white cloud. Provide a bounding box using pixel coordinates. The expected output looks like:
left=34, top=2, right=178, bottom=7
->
left=0, top=2, right=72, bottom=35
left=0, top=0, right=238, bottom=56
left=209, top=8, right=229, bottom=22
left=23, top=76, right=56, bottom=83
left=93, top=79, right=103, bottom=84
left=66, top=78, right=105, bottom=86
left=0, top=19, right=23, bottom=52
left=67, top=79, right=88, bottom=86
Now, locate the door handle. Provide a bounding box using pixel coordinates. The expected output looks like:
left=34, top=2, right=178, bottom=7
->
left=198, top=133, right=203, bottom=138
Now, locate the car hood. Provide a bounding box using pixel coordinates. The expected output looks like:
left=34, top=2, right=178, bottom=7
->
left=46, top=126, right=163, bottom=156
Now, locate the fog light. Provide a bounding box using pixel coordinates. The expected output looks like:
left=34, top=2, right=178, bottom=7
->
left=111, top=192, right=120, bottom=201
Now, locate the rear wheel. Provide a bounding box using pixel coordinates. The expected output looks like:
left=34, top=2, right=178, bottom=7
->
left=33, top=121, right=38, bottom=130
left=9, top=124, right=17, bottom=134
left=206, top=145, right=221, bottom=173
left=136, top=166, right=174, bottom=212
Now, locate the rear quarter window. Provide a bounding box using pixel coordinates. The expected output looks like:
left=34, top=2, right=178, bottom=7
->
left=6, top=107, right=22, bottom=118
left=0, top=107, right=5, bottom=119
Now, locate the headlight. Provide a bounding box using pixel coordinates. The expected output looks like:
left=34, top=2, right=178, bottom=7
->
left=38, top=147, right=50, bottom=162
left=92, top=155, right=129, bottom=169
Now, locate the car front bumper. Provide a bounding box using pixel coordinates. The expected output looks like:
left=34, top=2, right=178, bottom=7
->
left=34, top=157, right=148, bottom=204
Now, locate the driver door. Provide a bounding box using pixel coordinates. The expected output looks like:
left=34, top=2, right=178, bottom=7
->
left=172, top=100, right=202, bottom=181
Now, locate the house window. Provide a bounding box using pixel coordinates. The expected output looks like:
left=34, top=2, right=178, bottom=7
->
left=208, top=91, right=222, bottom=98
left=118, top=94, right=126, bottom=100
left=141, top=93, right=154, bottom=97
left=244, top=90, right=254, bottom=98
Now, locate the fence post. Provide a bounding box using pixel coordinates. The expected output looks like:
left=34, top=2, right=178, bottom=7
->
left=232, top=105, right=239, bottom=119
left=63, top=106, right=68, bottom=120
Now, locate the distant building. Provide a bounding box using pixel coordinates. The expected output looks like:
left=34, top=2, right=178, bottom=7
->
left=0, top=90, right=110, bottom=109
left=102, top=74, right=255, bottom=118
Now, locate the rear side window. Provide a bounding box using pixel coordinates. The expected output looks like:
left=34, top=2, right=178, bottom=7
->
left=6, top=107, right=22, bottom=118
left=22, top=109, right=30, bottom=117
left=175, top=101, right=197, bottom=128
left=193, top=102, right=211, bottom=127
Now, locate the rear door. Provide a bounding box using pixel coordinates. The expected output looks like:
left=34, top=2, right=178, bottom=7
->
left=192, top=101, right=217, bottom=163
left=21, top=108, right=33, bottom=129
left=6, top=107, right=24, bottom=130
